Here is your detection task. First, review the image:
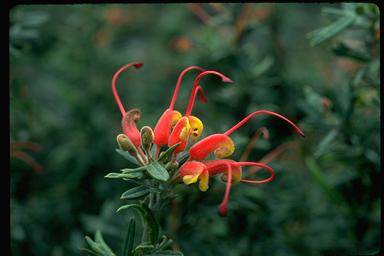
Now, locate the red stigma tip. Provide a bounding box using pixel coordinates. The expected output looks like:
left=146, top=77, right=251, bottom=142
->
left=218, top=204, right=227, bottom=217
left=222, top=77, right=233, bottom=83
left=133, top=63, right=144, bottom=68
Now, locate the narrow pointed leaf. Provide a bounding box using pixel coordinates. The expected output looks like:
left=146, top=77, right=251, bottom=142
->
left=85, top=236, right=104, bottom=255
left=150, top=251, right=184, bottom=256
left=121, top=166, right=147, bottom=173
left=308, top=13, right=355, bottom=46
left=121, top=186, right=150, bottom=199
left=123, top=218, right=136, bottom=256
left=94, top=230, right=116, bottom=256
left=117, top=204, right=159, bottom=244
left=132, top=244, right=155, bottom=255
left=104, top=173, right=121, bottom=178
left=158, top=143, right=181, bottom=162
left=105, top=172, right=144, bottom=179
left=116, top=149, right=140, bottom=166
left=79, top=247, right=100, bottom=256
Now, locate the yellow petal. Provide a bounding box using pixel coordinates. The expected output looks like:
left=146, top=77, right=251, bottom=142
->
left=182, top=174, right=199, bottom=185
left=198, top=170, right=209, bottom=192
left=187, top=115, right=204, bottom=140
left=179, top=118, right=191, bottom=140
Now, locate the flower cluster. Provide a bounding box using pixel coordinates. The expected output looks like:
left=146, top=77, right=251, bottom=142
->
left=113, top=62, right=304, bottom=217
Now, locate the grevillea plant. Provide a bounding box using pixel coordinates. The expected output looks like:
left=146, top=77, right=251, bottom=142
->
left=84, top=62, right=304, bottom=256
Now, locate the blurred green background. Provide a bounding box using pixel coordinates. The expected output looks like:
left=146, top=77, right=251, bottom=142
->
left=10, top=3, right=380, bottom=256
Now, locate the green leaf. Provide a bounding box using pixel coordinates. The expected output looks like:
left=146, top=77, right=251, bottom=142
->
left=305, top=157, right=350, bottom=216
left=121, top=186, right=150, bottom=199
left=104, top=173, right=121, bottom=178
left=116, top=204, right=159, bottom=244
left=122, top=179, right=164, bottom=192
left=175, top=152, right=189, bottom=166
left=121, top=166, right=148, bottom=173
left=133, top=244, right=155, bottom=256
left=85, top=236, right=104, bottom=255
left=80, top=247, right=100, bottom=256
left=314, top=129, right=339, bottom=157
left=105, top=172, right=144, bottom=179
left=150, top=250, right=184, bottom=256
left=158, top=143, right=180, bottom=162
left=94, top=231, right=116, bottom=256
left=146, top=161, right=169, bottom=181
left=116, top=149, right=140, bottom=166
left=150, top=236, right=173, bottom=254
left=307, top=12, right=356, bottom=46
left=123, top=218, right=136, bottom=256
left=332, top=42, right=370, bottom=62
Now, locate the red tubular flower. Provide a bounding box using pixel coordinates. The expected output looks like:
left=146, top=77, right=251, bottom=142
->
left=168, top=116, right=191, bottom=154
left=121, top=108, right=142, bottom=148
left=112, top=62, right=143, bottom=148
left=179, top=159, right=275, bottom=217
left=189, top=134, right=235, bottom=160
left=153, top=66, right=204, bottom=152
left=163, top=70, right=233, bottom=159
left=179, top=161, right=209, bottom=191
left=189, top=110, right=304, bottom=160
left=166, top=85, right=207, bottom=153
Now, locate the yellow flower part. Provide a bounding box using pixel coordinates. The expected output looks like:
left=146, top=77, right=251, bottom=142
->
left=170, top=111, right=182, bottom=129
left=214, top=136, right=235, bottom=158
left=198, top=170, right=209, bottom=192
left=189, top=134, right=235, bottom=161
left=179, top=117, right=191, bottom=140
left=179, top=161, right=210, bottom=192
left=182, top=174, right=199, bottom=185
left=187, top=115, right=204, bottom=140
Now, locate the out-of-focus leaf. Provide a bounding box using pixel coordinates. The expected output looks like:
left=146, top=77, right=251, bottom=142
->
left=252, top=56, right=274, bottom=77
left=94, top=231, right=115, bottom=256
left=314, top=129, right=338, bottom=157
left=150, top=250, right=184, bottom=256
left=305, top=157, right=348, bottom=214
left=85, top=236, right=104, bottom=255
left=80, top=247, right=99, bottom=256
left=332, top=42, right=370, bottom=62
left=307, top=12, right=356, bottom=46
left=85, top=236, right=116, bottom=256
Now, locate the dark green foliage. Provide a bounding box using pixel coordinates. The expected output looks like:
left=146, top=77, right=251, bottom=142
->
left=10, top=3, right=380, bottom=256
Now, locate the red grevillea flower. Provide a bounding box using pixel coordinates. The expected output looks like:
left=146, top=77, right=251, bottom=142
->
left=153, top=66, right=205, bottom=152
left=167, top=70, right=233, bottom=154
left=111, top=61, right=304, bottom=217
left=112, top=62, right=143, bottom=148
left=179, top=110, right=304, bottom=217
left=111, top=62, right=229, bottom=163
left=179, top=159, right=275, bottom=217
